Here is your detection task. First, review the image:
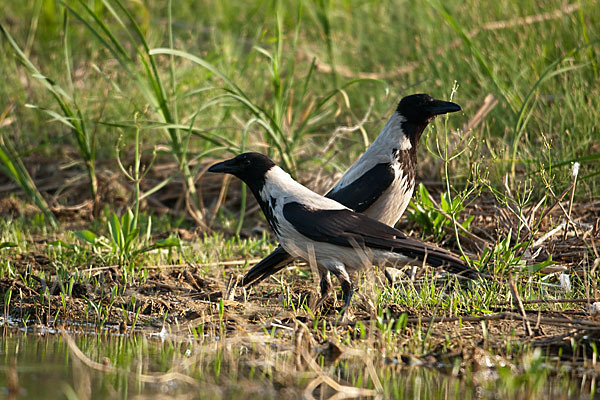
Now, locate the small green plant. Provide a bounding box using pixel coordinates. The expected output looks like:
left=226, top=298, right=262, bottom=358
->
left=375, top=307, right=408, bottom=347
left=75, top=209, right=181, bottom=267
left=218, top=297, right=225, bottom=337
left=3, top=288, right=12, bottom=321
left=106, top=209, right=143, bottom=265
left=122, top=293, right=142, bottom=330
left=407, top=183, right=474, bottom=242
left=472, top=228, right=554, bottom=275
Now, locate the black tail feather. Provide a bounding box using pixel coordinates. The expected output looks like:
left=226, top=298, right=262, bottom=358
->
left=242, top=246, right=295, bottom=286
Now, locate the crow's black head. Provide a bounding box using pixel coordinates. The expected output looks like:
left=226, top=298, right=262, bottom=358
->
left=396, top=94, right=461, bottom=123
left=395, top=94, right=461, bottom=147
left=208, top=152, right=276, bottom=189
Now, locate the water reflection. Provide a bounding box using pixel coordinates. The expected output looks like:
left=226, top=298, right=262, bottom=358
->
left=0, top=331, right=596, bottom=399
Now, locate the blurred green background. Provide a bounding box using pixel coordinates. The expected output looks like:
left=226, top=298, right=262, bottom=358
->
left=1, top=0, right=598, bottom=226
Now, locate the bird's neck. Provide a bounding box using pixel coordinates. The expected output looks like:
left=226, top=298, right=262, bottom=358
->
left=246, top=166, right=302, bottom=210
left=242, top=173, right=281, bottom=234
left=401, top=119, right=430, bottom=149
left=369, top=113, right=412, bottom=153
left=364, top=112, right=422, bottom=165
left=259, top=166, right=308, bottom=196
left=253, top=166, right=344, bottom=213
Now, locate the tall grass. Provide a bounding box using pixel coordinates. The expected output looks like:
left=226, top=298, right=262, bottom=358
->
left=1, top=17, right=98, bottom=213
left=1, top=0, right=598, bottom=225
left=151, top=1, right=385, bottom=178
left=0, top=124, right=57, bottom=227
left=61, top=0, right=210, bottom=225
left=430, top=1, right=591, bottom=179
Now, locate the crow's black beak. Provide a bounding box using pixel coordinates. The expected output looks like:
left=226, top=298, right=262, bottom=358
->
left=428, top=100, right=461, bottom=115
left=208, top=159, right=239, bottom=174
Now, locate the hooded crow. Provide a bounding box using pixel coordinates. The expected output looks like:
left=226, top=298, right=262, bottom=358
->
left=242, top=94, right=462, bottom=287
left=209, top=152, right=479, bottom=316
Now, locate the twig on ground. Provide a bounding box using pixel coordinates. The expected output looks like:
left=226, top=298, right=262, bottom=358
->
left=533, top=222, right=566, bottom=248
left=83, top=259, right=265, bottom=274
left=224, top=274, right=241, bottom=301
left=352, top=312, right=600, bottom=331
left=509, top=275, right=534, bottom=336
left=497, top=298, right=594, bottom=306
left=542, top=182, right=590, bottom=231
left=586, top=233, right=600, bottom=301
left=564, top=162, right=580, bottom=240
left=207, top=171, right=231, bottom=228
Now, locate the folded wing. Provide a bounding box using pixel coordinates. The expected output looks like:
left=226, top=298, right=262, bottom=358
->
left=283, top=202, right=478, bottom=277
left=325, top=163, right=395, bottom=213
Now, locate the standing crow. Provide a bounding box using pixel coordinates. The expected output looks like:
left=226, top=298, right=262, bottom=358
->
left=209, top=152, right=478, bottom=316
left=242, top=94, right=461, bottom=288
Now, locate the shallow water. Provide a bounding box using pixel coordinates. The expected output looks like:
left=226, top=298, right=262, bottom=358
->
left=0, top=329, right=597, bottom=399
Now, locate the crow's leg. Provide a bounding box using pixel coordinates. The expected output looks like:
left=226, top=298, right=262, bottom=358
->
left=339, top=279, right=354, bottom=320
left=327, top=263, right=354, bottom=321
left=313, top=269, right=333, bottom=311
left=384, top=268, right=394, bottom=286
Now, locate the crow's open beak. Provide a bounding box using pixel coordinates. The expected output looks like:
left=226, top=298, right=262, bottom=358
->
left=208, top=159, right=239, bottom=174
left=428, top=100, right=461, bottom=115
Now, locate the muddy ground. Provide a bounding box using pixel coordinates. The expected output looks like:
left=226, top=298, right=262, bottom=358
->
left=2, top=211, right=600, bottom=374
left=1, top=158, right=600, bottom=380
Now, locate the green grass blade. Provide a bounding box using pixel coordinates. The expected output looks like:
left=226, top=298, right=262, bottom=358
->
left=428, top=0, right=516, bottom=114
left=3, top=22, right=97, bottom=204
left=0, top=130, right=58, bottom=227
left=510, top=56, right=585, bottom=176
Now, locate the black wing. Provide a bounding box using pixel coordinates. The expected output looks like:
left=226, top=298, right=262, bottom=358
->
left=325, top=163, right=395, bottom=213
left=283, top=202, right=407, bottom=249
left=242, top=246, right=294, bottom=287
left=283, top=202, right=478, bottom=277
